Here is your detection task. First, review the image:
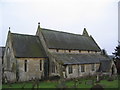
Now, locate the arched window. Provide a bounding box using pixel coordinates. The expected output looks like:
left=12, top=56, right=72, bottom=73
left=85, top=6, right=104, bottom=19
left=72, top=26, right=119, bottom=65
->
left=91, top=64, right=95, bottom=71
left=7, top=47, right=10, bottom=69
left=40, top=60, right=42, bottom=71
left=24, top=60, right=27, bottom=72
left=51, top=62, right=55, bottom=73
left=7, top=47, right=10, bottom=54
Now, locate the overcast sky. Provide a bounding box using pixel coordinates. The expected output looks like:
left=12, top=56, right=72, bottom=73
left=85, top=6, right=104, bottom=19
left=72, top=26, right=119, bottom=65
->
left=0, top=0, right=119, bottom=55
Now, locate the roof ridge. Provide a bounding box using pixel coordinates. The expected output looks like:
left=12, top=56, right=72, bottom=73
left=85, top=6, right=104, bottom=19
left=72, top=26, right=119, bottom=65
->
left=41, top=28, right=85, bottom=37
left=40, top=28, right=101, bottom=51
left=11, top=32, right=36, bottom=37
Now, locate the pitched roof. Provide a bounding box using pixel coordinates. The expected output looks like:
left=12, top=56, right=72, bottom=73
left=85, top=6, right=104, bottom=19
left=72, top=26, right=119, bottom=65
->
left=51, top=53, right=110, bottom=65
left=0, top=47, right=5, bottom=58
left=41, top=28, right=101, bottom=51
left=100, top=60, right=112, bottom=72
left=10, top=33, right=47, bottom=58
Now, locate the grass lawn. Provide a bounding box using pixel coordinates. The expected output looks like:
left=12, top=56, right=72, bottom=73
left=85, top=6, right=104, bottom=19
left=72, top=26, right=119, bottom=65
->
left=2, top=81, right=58, bottom=88
left=2, top=79, right=118, bottom=88
left=65, top=79, right=118, bottom=88
left=99, top=80, right=118, bottom=88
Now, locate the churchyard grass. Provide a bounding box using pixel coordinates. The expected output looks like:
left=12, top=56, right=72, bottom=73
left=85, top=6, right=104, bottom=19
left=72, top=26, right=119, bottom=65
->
left=2, top=77, right=118, bottom=88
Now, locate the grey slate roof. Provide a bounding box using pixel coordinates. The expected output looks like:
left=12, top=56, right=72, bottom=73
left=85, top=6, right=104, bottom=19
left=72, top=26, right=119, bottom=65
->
left=41, top=28, right=101, bottom=51
left=52, top=53, right=112, bottom=72
left=11, top=33, right=47, bottom=58
left=51, top=53, right=110, bottom=65
left=99, top=60, right=112, bottom=72
left=0, top=47, right=5, bottom=58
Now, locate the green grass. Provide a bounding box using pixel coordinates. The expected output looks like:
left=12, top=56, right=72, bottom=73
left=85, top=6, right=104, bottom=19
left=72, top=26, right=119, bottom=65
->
left=2, top=81, right=60, bottom=88
left=37, top=81, right=58, bottom=88
left=99, top=80, right=118, bottom=88
left=2, top=79, right=119, bottom=88
left=2, top=82, right=33, bottom=88
left=65, top=80, right=92, bottom=88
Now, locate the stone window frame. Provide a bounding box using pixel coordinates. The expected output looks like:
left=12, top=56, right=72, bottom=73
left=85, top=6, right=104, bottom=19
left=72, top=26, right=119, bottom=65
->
left=24, top=60, right=27, bottom=72
left=56, top=49, right=59, bottom=52
left=69, top=50, right=71, bottom=53
left=7, top=47, right=10, bottom=69
left=88, top=50, right=90, bottom=53
left=7, top=47, right=10, bottom=54
left=95, top=51, right=97, bottom=53
left=51, top=62, right=55, bottom=73
left=81, top=65, right=85, bottom=72
left=91, top=64, right=95, bottom=71
left=68, top=65, right=73, bottom=74
left=79, top=50, right=81, bottom=53
left=40, top=60, right=42, bottom=71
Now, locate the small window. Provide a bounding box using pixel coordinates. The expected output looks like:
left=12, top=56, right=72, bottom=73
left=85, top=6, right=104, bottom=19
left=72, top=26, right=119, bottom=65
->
left=68, top=65, right=73, bottom=74
left=51, top=62, right=55, bottom=73
left=24, top=60, right=27, bottom=72
left=81, top=65, right=85, bottom=72
left=69, top=50, right=71, bottom=52
left=40, top=60, right=42, bottom=71
left=7, top=47, right=10, bottom=69
left=7, top=47, right=10, bottom=54
left=79, top=50, right=81, bottom=53
left=56, top=49, right=59, bottom=52
left=91, top=64, right=95, bottom=71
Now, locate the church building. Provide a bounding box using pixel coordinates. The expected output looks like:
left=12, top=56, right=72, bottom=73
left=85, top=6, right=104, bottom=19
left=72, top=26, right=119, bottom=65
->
left=3, top=23, right=117, bottom=82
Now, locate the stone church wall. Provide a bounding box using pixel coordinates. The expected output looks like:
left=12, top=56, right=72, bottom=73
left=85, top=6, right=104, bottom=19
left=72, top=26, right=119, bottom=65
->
left=17, top=58, right=45, bottom=82
left=66, top=63, right=100, bottom=78
left=3, top=34, right=17, bottom=82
